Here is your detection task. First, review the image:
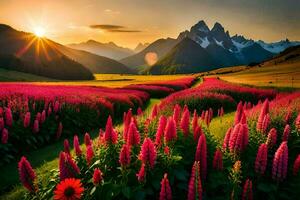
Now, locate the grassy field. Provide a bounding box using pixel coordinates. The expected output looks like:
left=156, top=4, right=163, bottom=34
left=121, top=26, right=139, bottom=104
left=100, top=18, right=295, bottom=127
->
left=217, top=62, right=300, bottom=88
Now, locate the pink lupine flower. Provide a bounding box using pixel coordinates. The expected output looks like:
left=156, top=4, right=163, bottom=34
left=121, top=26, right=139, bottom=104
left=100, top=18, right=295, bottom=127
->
left=229, top=124, right=242, bottom=152
left=73, top=135, right=82, bottom=156
left=41, top=110, right=46, bottom=123
left=180, top=109, right=190, bottom=137
left=98, top=129, right=105, bottom=145
left=137, top=107, right=143, bottom=116
left=282, top=124, right=290, bottom=142
left=262, top=114, right=271, bottom=134
left=59, top=152, right=80, bottom=180
left=140, top=138, right=157, bottom=168
left=155, top=115, right=167, bottom=146
left=164, top=146, right=170, bottom=156
left=295, top=113, right=300, bottom=132
left=164, top=117, right=177, bottom=143
left=136, top=163, right=146, bottom=182
left=266, top=128, right=277, bottom=148
left=193, top=125, right=202, bottom=142
left=56, top=122, right=63, bottom=139
left=1, top=128, right=8, bottom=144
left=187, top=161, right=202, bottom=200
left=5, top=107, right=13, bottom=127
left=220, top=107, right=224, bottom=117
left=284, top=110, right=291, bottom=124
left=53, top=101, right=60, bottom=113
left=223, top=127, right=232, bottom=150
left=173, top=104, right=181, bottom=123
left=23, top=112, right=31, bottom=128
left=293, top=154, right=300, bottom=176
left=213, top=149, right=223, bottom=171
left=123, top=109, right=132, bottom=140
left=64, top=139, right=71, bottom=155
left=47, top=106, right=52, bottom=116
left=104, top=116, right=117, bottom=144
left=192, top=110, right=198, bottom=133
left=242, top=179, right=253, bottom=200
left=93, top=168, right=103, bottom=185
left=195, top=134, right=207, bottom=180
left=0, top=107, right=3, bottom=117
left=159, top=173, right=172, bottom=200
left=0, top=117, right=4, bottom=130
left=240, top=112, right=247, bottom=124
left=200, top=110, right=205, bottom=121
left=32, top=119, right=39, bottom=134
left=119, top=144, right=131, bottom=167
left=151, top=105, right=158, bottom=119
left=84, top=132, right=92, bottom=147
left=18, top=156, right=36, bottom=192
left=86, top=145, right=94, bottom=165
left=204, top=110, right=210, bottom=126
left=126, top=120, right=140, bottom=146
left=272, top=142, right=288, bottom=181
left=257, top=99, right=269, bottom=132
left=35, top=112, right=41, bottom=124
left=234, top=101, right=243, bottom=125
left=255, top=143, right=268, bottom=175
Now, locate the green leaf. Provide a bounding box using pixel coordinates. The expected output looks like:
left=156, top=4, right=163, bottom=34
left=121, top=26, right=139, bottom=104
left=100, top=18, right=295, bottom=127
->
left=122, top=186, right=131, bottom=199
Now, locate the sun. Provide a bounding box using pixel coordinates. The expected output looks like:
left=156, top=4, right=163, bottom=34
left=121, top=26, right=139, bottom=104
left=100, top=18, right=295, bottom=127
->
left=34, top=27, right=46, bottom=37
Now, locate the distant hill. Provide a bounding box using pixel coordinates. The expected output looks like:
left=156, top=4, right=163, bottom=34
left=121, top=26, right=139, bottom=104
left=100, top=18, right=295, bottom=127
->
left=0, top=24, right=133, bottom=80
left=261, top=45, right=300, bottom=66
left=134, top=42, right=150, bottom=53
left=68, top=40, right=134, bottom=60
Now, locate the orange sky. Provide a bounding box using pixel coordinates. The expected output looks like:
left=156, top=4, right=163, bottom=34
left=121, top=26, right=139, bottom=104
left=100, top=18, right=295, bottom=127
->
left=0, top=0, right=299, bottom=49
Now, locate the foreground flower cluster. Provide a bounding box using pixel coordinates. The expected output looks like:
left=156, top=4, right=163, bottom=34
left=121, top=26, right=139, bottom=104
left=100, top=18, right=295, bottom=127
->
left=15, top=78, right=300, bottom=199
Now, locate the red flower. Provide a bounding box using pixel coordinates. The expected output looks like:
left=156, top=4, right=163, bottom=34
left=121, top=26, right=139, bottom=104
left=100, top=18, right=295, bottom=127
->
left=229, top=123, right=248, bottom=153
left=18, top=156, right=36, bottom=192
left=140, top=138, right=157, bottom=168
left=137, top=107, right=143, bottom=116
left=295, top=113, right=300, bottom=132
left=193, top=125, right=202, bottom=142
left=93, top=168, right=103, bottom=185
left=59, top=152, right=80, bottom=180
left=64, top=139, right=71, bottom=155
left=240, top=112, right=247, bottom=124
left=262, top=114, right=271, bottom=134
left=136, top=163, right=146, bottom=182
left=242, top=179, right=253, bottom=200
left=172, top=104, right=181, bottom=123
left=223, top=127, right=232, bottom=150
left=164, top=146, right=170, bottom=156
left=282, top=124, right=290, bottom=142
left=73, top=135, right=82, bottom=156
left=192, top=110, right=198, bottom=133
left=47, top=106, right=52, bottom=116
left=86, top=145, right=94, bottom=166
left=180, top=109, right=190, bottom=137
left=284, top=110, right=291, bottom=124
left=151, top=105, right=158, bottom=119
left=155, top=115, right=167, bottom=146
left=119, top=144, right=131, bottom=167
left=266, top=128, right=277, bottom=148
left=56, top=122, right=63, bottom=140
left=41, top=110, right=46, bottom=123
left=5, top=107, right=13, bottom=127
left=219, top=107, right=224, bottom=117
left=54, top=178, right=84, bottom=200
left=84, top=132, right=92, bottom=147
left=164, top=117, right=177, bottom=143
left=213, top=149, right=223, bottom=171
left=272, top=142, right=288, bottom=181
left=234, top=101, right=243, bottom=125
left=159, top=173, right=172, bottom=200
left=255, top=143, right=268, bottom=175
left=32, top=119, right=39, bottom=134
left=0, top=117, right=4, bottom=130
left=104, top=116, right=117, bottom=144
left=35, top=112, right=41, bottom=124
left=195, top=134, right=207, bottom=180
left=54, top=101, right=60, bottom=113
left=126, top=120, right=140, bottom=146
left=23, top=112, right=31, bottom=128
left=293, top=154, right=300, bottom=176
left=257, top=99, right=269, bottom=132
left=1, top=128, right=8, bottom=144
left=187, top=161, right=202, bottom=200
left=123, top=109, right=132, bottom=140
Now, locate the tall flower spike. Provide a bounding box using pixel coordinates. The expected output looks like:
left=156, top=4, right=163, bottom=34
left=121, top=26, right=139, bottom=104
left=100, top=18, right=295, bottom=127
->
left=193, top=125, right=202, bottom=142
left=272, top=142, right=288, bottom=181
left=155, top=115, right=167, bottom=146
left=159, top=173, right=172, bottom=200
left=293, top=154, right=300, bottom=176
left=234, top=101, right=243, bottom=125
left=192, top=110, right=198, bottom=132
left=32, top=119, right=39, bottom=134
left=295, top=113, right=300, bottom=132
left=59, top=152, right=80, bottom=181
left=56, top=122, right=63, bottom=140
left=119, top=144, right=131, bottom=167
left=86, top=145, right=94, bottom=166
left=1, top=128, right=8, bottom=144
left=137, top=107, right=143, bottom=116
left=223, top=127, right=232, bottom=150
left=257, top=99, right=269, bottom=132
left=0, top=117, right=4, bottom=130
left=5, top=107, right=13, bottom=127
left=126, top=120, right=140, bottom=146
left=73, top=135, right=82, bottom=156
left=140, top=138, right=157, bottom=168
left=164, top=117, right=177, bottom=143
left=173, top=104, right=181, bottom=123
left=228, top=124, right=242, bottom=152
left=242, top=179, right=253, bottom=200
left=93, top=168, right=103, bottom=185
left=282, top=124, right=290, bottom=142
left=23, top=112, right=31, bottom=128
left=123, top=109, right=132, bottom=140
left=213, top=149, right=223, bottom=171
left=64, top=139, right=71, bottom=155
left=151, top=105, right=158, bottom=119
left=255, top=143, right=268, bottom=175
left=262, top=114, right=271, bottom=134
left=54, top=101, right=60, bottom=113
left=266, top=128, right=277, bottom=148
left=84, top=132, right=92, bottom=147
left=104, top=116, right=118, bottom=144
left=18, top=156, right=36, bottom=192
left=180, top=108, right=190, bottom=137
left=136, top=163, right=146, bottom=182
left=187, top=161, right=202, bottom=200
left=195, top=134, right=207, bottom=180
left=41, top=110, right=46, bottom=123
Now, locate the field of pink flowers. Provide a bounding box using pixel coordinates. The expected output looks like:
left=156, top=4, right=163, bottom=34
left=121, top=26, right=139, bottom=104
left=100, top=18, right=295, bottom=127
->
left=2, top=77, right=300, bottom=200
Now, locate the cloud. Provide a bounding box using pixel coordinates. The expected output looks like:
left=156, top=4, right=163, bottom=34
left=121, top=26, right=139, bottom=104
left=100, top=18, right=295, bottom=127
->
left=89, top=24, right=141, bottom=33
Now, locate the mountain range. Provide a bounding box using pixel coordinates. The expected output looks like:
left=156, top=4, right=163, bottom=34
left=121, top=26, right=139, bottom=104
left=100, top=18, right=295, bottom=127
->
left=0, top=24, right=132, bottom=80
left=121, top=20, right=300, bottom=74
